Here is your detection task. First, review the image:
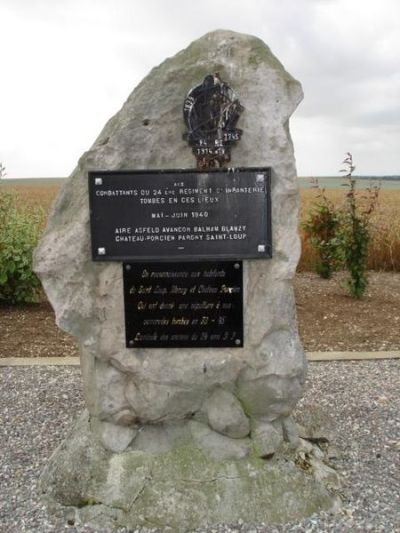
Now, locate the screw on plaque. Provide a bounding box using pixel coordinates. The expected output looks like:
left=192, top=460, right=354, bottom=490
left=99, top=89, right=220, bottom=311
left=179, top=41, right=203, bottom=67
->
left=95, top=177, right=103, bottom=185
left=98, top=247, right=106, bottom=255
left=125, top=264, right=132, bottom=271
left=258, top=245, right=266, bottom=253
left=235, top=339, right=242, bottom=346
left=128, top=340, right=134, bottom=347
left=234, top=262, right=241, bottom=269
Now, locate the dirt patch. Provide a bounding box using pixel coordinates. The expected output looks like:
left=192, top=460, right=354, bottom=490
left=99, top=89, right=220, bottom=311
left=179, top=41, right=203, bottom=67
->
left=295, top=271, right=400, bottom=352
left=1, top=272, right=399, bottom=358
left=0, top=300, right=77, bottom=358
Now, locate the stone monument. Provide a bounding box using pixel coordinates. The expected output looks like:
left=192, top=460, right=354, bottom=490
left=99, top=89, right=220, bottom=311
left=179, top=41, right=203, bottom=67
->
left=34, top=30, right=340, bottom=530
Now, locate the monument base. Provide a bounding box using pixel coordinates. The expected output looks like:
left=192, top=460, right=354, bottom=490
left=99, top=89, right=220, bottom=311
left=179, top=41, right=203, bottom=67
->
left=40, top=411, right=341, bottom=531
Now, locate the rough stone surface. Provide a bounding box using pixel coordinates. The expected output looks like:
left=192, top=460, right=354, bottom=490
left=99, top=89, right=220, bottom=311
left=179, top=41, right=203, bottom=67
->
left=251, top=420, right=284, bottom=458
left=281, top=415, right=301, bottom=448
left=206, top=388, right=250, bottom=438
left=32, top=29, right=331, bottom=529
left=96, top=420, right=137, bottom=453
left=39, top=413, right=339, bottom=531
left=189, top=420, right=250, bottom=460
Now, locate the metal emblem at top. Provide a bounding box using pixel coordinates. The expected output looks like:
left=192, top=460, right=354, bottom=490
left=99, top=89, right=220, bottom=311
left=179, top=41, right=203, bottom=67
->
left=183, top=73, right=244, bottom=169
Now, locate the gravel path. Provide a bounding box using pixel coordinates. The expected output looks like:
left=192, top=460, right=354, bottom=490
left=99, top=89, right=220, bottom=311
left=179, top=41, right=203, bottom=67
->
left=1, top=360, right=399, bottom=532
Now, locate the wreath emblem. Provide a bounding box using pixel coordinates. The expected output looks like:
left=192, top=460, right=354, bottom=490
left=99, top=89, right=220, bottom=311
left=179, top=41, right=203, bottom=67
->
left=183, top=73, right=244, bottom=169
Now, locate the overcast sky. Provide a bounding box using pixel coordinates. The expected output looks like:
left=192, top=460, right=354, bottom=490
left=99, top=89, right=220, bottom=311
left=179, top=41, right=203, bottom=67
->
left=1, top=0, right=399, bottom=177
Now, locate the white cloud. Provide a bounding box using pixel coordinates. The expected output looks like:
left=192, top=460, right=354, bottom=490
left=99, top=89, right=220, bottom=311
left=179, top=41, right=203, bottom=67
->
left=0, top=0, right=399, bottom=177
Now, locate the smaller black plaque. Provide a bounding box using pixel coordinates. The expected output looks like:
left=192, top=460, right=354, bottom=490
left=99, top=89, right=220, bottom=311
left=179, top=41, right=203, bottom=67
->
left=123, top=261, right=243, bottom=348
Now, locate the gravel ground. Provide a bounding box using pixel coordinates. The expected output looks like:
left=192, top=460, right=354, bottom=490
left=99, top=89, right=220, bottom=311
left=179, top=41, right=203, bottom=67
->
left=1, top=360, right=399, bottom=532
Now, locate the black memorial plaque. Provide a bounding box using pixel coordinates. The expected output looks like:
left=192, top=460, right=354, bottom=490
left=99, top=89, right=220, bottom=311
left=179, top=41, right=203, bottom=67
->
left=88, top=168, right=271, bottom=262
left=123, top=261, right=243, bottom=348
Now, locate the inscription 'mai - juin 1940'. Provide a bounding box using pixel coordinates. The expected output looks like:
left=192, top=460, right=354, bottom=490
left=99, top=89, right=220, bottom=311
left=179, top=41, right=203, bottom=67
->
left=89, top=168, right=271, bottom=262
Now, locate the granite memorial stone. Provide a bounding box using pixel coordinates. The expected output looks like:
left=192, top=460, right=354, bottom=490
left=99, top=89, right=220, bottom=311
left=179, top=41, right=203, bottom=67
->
left=34, top=30, right=340, bottom=530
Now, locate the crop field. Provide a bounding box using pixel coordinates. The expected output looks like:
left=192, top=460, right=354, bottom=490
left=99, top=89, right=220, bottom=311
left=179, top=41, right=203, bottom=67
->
left=298, top=176, right=400, bottom=190
left=0, top=178, right=66, bottom=213
left=299, top=188, right=400, bottom=271
left=2, top=178, right=400, bottom=271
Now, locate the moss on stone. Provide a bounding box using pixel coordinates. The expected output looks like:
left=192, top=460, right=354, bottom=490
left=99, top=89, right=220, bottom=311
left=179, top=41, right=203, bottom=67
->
left=41, top=413, right=337, bottom=531
left=75, top=497, right=100, bottom=508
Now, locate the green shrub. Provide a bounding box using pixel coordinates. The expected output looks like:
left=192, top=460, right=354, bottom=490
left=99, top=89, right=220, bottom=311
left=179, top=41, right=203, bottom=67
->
left=302, top=179, right=343, bottom=279
left=303, top=154, right=379, bottom=297
left=0, top=188, right=44, bottom=304
left=339, top=153, right=380, bottom=298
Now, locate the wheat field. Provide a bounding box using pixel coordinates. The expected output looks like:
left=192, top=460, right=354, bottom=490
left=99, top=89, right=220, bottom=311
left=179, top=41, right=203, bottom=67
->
left=299, top=188, right=400, bottom=271
left=2, top=179, right=399, bottom=271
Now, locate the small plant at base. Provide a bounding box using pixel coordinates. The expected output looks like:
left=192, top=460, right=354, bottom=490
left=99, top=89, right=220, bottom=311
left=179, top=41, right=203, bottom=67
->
left=302, top=178, right=343, bottom=279
left=339, top=152, right=380, bottom=298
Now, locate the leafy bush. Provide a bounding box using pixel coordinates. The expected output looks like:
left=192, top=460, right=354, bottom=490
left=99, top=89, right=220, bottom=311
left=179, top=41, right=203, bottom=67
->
left=0, top=186, right=44, bottom=304
left=339, top=153, right=380, bottom=298
left=303, top=154, right=379, bottom=297
left=302, top=179, right=342, bottom=279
